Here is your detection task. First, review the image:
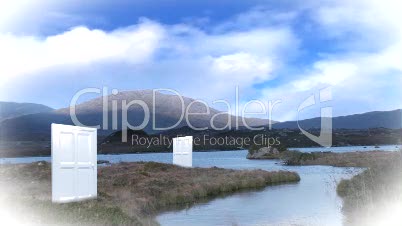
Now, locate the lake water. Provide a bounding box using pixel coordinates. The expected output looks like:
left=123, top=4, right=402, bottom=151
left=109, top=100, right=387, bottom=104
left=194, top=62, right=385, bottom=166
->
left=1, top=144, right=400, bottom=165
left=1, top=145, right=399, bottom=225
left=156, top=151, right=361, bottom=226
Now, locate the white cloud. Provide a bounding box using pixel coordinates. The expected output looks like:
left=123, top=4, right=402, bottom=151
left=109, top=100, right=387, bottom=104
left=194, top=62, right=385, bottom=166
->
left=290, top=61, right=358, bottom=92
left=203, top=28, right=296, bottom=57
left=0, top=11, right=299, bottom=109
left=160, top=26, right=298, bottom=99
left=213, top=6, right=298, bottom=32
left=0, top=19, right=165, bottom=83
left=313, top=0, right=402, bottom=45
left=211, top=53, right=273, bottom=83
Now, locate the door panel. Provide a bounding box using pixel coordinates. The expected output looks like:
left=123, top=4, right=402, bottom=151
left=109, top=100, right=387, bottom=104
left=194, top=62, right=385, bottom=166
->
left=52, top=124, right=97, bottom=203
left=77, top=169, right=91, bottom=198
left=77, top=133, right=91, bottom=162
left=59, top=132, right=75, bottom=162
left=55, top=168, right=75, bottom=200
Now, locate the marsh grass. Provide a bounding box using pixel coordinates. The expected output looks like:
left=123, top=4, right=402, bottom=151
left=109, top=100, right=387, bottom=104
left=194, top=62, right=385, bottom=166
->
left=336, top=161, right=402, bottom=225
left=0, top=161, right=300, bottom=225
left=280, top=150, right=400, bottom=167
left=334, top=150, right=402, bottom=226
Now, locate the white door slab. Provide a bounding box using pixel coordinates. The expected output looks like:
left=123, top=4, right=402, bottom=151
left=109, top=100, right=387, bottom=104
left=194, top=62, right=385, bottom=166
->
left=173, top=136, right=193, bottom=167
left=51, top=123, right=97, bottom=203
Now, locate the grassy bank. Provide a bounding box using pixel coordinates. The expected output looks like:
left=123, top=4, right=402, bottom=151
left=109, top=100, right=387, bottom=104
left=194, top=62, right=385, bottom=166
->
left=0, top=161, right=300, bottom=225
left=280, top=150, right=400, bottom=167
left=336, top=155, right=402, bottom=226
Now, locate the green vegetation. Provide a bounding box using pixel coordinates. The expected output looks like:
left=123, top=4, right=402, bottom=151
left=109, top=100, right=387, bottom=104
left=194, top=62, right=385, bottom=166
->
left=0, top=161, right=300, bottom=225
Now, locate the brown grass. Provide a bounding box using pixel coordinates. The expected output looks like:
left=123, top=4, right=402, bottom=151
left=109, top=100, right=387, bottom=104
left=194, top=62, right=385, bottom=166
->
left=281, top=150, right=401, bottom=167
left=0, top=161, right=300, bottom=225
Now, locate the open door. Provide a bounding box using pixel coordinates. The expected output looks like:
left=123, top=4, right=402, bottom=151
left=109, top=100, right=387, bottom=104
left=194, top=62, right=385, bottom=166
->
left=173, top=136, right=193, bottom=167
left=51, top=123, right=97, bottom=203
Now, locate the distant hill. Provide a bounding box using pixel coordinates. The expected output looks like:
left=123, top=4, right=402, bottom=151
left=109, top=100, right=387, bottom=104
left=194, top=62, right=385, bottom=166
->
left=0, top=102, right=53, bottom=122
left=273, top=109, right=402, bottom=129
left=0, top=91, right=400, bottom=145
left=0, top=90, right=272, bottom=141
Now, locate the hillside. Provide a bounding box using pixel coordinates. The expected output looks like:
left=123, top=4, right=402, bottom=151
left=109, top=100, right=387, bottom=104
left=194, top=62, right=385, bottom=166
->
left=0, top=90, right=271, bottom=141
left=0, top=102, right=53, bottom=122
left=273, top=109, right=402, bottom=130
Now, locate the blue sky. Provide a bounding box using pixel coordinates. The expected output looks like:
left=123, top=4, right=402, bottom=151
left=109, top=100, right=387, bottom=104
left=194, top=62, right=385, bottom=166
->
left=0, top=0, right=401, bottom=121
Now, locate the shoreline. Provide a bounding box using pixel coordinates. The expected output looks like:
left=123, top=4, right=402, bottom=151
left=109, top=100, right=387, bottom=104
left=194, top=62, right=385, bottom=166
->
left=247, top=147, right=402, bottom=226
left=1, top=144, right=401, bottom=159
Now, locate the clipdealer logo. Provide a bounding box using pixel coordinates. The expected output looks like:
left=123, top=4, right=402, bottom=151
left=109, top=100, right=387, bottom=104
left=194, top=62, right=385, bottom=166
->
left=297, top=86, right=332, bottom=147
left=69, top=86, right=333, bottom=147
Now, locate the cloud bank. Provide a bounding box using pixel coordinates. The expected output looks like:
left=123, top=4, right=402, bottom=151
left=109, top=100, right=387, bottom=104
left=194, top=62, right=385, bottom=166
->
left=0, top=0, right=401, bottom=121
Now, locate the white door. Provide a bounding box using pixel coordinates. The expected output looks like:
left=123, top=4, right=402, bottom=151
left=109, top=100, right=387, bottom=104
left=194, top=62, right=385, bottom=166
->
left=173, top=136, right=193, bottom=167
left=51, top=123, right=97, bottom=203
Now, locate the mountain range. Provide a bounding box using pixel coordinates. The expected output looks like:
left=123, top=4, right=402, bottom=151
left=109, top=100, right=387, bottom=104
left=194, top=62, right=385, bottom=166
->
left=0, top=90, right=271, bottom=140
left=0, top=90, right=401, bottom=142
